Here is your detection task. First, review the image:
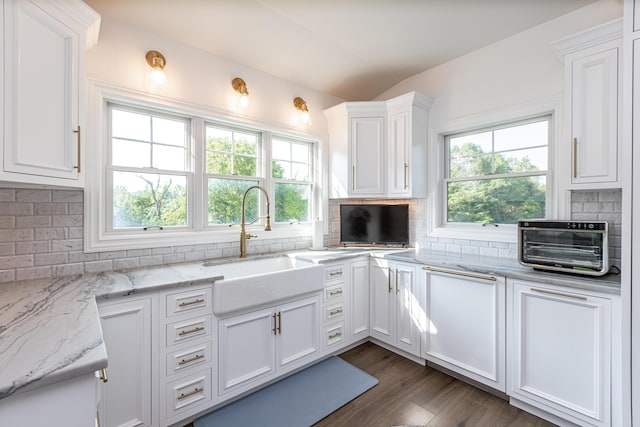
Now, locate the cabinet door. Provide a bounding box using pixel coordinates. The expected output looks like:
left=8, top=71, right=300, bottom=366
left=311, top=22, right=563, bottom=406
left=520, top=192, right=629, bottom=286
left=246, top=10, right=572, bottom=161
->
left=388, top=110, right=410, bottom=197
left=99, top=297, right=153, bottom=427
left=369, top=259, right=393, bottom=344
left=350, top=116, right=385, bottom=196
left=218, top=308, right=276, bottom=396
left=276, top=296, right=320, bottom=373
left=425, top=270, right=505, bottom=391
left=571, top=43, right=620, bottom=185
left=349, top=258, right=370, bottom=342
left=394, top=263, right=421, bottom=357
left=3, top=0, right=80, bottom=181
left=510, top=283, right=611, bottom=425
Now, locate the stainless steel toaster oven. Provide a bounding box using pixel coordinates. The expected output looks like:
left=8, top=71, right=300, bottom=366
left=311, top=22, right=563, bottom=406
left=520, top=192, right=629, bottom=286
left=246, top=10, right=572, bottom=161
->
left=518, top=220, right=608, bottom=276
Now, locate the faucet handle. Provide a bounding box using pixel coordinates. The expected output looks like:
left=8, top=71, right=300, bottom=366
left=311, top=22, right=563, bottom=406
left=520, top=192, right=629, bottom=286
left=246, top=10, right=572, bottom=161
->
left=246, top=233, right=258, bottom=240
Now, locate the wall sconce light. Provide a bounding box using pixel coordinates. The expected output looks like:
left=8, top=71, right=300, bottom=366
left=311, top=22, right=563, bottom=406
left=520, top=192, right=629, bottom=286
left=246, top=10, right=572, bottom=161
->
left=293, top=97, right=310, bottom=124
left=232, top=77, right=249, bottom=108
left=146, top=50, right=167, bottom=85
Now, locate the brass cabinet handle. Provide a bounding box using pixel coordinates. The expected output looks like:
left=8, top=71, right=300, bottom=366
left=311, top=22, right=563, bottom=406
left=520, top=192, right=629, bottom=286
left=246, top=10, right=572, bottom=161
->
left=277, top=311, right=282, bottom=334
left=99, top=368, right=108, bottom=383
left=395, top=269, right=399, bottom=294
left=178, top=326, right=204, bottom=336
left=178, top=354, right=205, bottom=366
left=73, top=126, right=81, bottom=172
left=573, top=137, right=577, bottom=179
left=329, top=308, right=343, bottom=316
left=179, top=298, right=205, bottom=307
left=422, top=266, right=497, bottom=282
left=329, top=270, right=343, bottom=276
left=404, top=162, right=408, bottom=189
left=272, top=313, right=277, bottom=335
left=530, top=287, right=587, bottom=301
left=329, top=331, right=343, bottom=339
left=329, top=289, right=343, bottom=296
left=388, top=267, right=392, bottom=293
left=177, top=387, right=202, bottom=400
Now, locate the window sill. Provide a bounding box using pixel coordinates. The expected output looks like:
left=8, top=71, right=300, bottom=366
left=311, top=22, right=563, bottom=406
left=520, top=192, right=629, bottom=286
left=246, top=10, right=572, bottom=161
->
left=84, top=224, right=313, bottom=253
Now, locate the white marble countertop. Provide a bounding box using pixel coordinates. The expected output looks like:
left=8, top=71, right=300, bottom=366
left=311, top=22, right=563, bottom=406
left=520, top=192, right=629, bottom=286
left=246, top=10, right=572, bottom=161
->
left=0, top=248, right=620, bottom=401
left=0, top=258, right=258, bottom=399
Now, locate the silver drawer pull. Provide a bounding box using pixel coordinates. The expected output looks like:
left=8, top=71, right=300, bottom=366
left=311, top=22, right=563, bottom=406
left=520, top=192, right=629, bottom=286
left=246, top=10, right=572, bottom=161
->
left=329, top=289, right=343, bottom=296
left=329, top=308, right=343, bottom=316
left=177, top=387, right=202, bottom=400
left=423, top=266, right=497, bottom=282
left=329, top=271, right=343, bottom=276
left=178, top=354, right=205, bottom=366
left=178, top=326, right=205, bottom=336
left=329, top=331, right=342, bottom=339
left=530, top=288, right=587, bottom=301
left=179, top=298, right=205, bottom=307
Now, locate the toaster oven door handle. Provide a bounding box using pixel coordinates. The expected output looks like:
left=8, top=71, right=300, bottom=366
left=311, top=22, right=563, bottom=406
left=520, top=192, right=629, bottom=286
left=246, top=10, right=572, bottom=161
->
left=530, top=287, right=587, bottom=301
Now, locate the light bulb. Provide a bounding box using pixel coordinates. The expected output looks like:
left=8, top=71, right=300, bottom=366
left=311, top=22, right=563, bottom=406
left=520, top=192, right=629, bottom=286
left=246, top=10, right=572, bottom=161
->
left=149, top=68, right=167, bottom=85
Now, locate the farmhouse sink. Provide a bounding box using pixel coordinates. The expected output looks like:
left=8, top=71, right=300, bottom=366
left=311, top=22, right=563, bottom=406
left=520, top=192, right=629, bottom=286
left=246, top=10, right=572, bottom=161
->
left=211, top=256, right=324, bottom=315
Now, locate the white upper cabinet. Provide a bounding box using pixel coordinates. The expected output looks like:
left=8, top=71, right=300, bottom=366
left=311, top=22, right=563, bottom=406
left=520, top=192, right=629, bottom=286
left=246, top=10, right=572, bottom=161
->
left=325, top=91, right=432, bottom=199
left=1, top=0, right=100, bottom=187
left=552, top=19, right=622, bottom=189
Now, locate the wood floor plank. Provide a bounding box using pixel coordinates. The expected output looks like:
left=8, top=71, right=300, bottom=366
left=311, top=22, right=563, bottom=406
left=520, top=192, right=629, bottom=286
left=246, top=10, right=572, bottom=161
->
left=313, top=342, right=557, bottom=427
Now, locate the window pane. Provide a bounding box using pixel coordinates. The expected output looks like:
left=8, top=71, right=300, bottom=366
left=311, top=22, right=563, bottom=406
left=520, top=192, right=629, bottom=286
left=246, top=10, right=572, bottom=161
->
left=153, top=145, right=186, bottom=171
left=494, top=120, right=548, bottom=152
left=235, top=138, right=257, bottom=156
left=208, top=178, right=259, bottom=225
left=153, top=117, right=186, bottom=146
left=207, top=152, right=232, bottom=175
left=291, top=143, right=309, bottom=163
left=449, top=131, right=492, bottom=154
left=113, top=171, right=187, bottom=228
left=275, top=183, right=310, bottom=223
left=112, top=109, right=150, bottom=141
left=206, top=129, right=232, bottom=152
left=272, top=140, right=290, bottom=160
left=112, top=139, right=150, bottom=168
left=498, top=146, right=547, bottom=172
left=291, top=162, right=309, bottom=181
left=272, top=160, right=290, bottom=179
left=447, top=175, right=546, bottom=224
left=234, top=155, right=257, bottom=176
left=449, top=152, right=493, bottom=179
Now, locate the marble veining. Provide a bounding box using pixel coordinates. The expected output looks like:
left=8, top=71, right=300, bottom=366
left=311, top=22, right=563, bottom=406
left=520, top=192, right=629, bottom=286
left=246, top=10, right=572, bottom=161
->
left=0, top=248, right=620, bottom=401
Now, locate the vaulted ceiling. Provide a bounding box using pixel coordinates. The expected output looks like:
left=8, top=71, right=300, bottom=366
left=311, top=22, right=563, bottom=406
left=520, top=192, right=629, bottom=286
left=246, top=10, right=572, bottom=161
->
left=85, top=0, right=599, bottom=100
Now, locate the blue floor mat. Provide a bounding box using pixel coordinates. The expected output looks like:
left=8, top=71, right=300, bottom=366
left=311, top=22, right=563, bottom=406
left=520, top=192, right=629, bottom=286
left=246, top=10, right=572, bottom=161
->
left=194, top=356, right=378, bottom=427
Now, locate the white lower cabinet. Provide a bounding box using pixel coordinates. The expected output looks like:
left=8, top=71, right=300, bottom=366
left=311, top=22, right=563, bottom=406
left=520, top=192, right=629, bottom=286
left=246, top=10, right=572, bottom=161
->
left=98, top=295, right=155, bottom=427
left=349, top=257, right=370, bottom=343
left=369, top=258, right=422, bottom=357
left=218, top=295, right=320, bottom=398
left=423, top=267, right=506, bottom=392
left=508, top=280, right=613, bottom=426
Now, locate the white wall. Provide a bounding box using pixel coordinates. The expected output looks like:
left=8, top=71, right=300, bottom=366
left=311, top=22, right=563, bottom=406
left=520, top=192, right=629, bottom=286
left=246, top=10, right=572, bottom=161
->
left=85, top=18, right=342, bottom=138
left=376, top=0, right=622, bottom=129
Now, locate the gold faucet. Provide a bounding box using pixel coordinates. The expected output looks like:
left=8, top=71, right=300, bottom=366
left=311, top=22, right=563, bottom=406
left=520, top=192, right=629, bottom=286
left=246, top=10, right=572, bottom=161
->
left=240, top=185, right=271, bottom=258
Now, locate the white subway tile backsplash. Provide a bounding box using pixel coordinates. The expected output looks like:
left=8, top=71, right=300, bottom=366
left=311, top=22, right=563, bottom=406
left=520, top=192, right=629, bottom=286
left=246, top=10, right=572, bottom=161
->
left=16, top=266, right=51, bottom=281
left=16, top=190, right=51, bottom=202
left=0, top=243, right=15, bottom=256
left=113, top=258, right=139, bottom=270
left=0, top=217, right=15, bottom=229
left=0, top=229, right=34, bottom=242
left=84, top=260, right=113, bottom=273
left=35, top=253, right=68, bottom=266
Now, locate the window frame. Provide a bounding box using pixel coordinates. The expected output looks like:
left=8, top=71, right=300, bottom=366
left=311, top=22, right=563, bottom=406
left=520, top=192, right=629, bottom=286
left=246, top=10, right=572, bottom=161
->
left=443, top=115, right=551, bottom=227
left=426, top=97, right=562, bottom=244
left=85, top=82, right=323, bottom=252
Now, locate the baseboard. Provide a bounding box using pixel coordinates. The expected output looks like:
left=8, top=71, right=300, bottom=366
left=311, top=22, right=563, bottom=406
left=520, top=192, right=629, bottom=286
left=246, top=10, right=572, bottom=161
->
left=366, top=338, right=426, bottom=365
left=424, top=360, right=508, bottom=400
left=510, top=397, right=581, bottom=427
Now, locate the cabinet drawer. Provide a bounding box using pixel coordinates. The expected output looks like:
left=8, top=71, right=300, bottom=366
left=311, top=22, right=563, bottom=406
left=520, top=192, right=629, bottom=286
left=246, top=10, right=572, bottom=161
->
left=165, top=369, right=212, bottom=417
left=325, top=263, right=346, bottom=281
left=166, top=341, right=212, bottom=376
left=324, top=322, right=346, bottom=349
left=166, top=287, right=212, bottom=318
left=166, top=315, right=212, bottom=347
left=324, top=302, right=345, bottom=323
left=324, top=283, right=345, bottom=302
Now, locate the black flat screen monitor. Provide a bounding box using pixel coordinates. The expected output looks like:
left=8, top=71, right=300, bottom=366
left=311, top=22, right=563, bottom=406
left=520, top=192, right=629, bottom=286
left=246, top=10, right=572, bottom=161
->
left=340, top=204, right=409, bottom=246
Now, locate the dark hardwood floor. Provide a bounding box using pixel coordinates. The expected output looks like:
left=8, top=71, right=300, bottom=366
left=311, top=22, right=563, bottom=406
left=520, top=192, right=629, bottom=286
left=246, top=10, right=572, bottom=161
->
left=185, top=342, right=556, bottom=427
left=313, top=342, right=556, bottom=427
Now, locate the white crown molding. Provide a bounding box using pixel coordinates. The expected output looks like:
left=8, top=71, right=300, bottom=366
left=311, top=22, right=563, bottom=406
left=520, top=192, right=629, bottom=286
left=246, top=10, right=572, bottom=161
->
left=551, top=18, right=622, bottom=59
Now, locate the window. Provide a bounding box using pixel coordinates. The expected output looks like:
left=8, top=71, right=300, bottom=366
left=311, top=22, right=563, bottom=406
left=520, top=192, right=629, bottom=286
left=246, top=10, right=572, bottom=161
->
left=205, top=124, right=261, bottom=225
left=444, top=116, right=549, bottom=225
left=108, top=105, right=191, bottom=230
left=92, top=95, right=319, bottom=252
left=272, top=137, right=313, bottom=223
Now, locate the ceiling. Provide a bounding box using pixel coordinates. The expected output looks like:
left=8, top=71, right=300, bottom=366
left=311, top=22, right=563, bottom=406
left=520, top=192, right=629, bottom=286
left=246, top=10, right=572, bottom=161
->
left=85, top=0, right=599, bottom=101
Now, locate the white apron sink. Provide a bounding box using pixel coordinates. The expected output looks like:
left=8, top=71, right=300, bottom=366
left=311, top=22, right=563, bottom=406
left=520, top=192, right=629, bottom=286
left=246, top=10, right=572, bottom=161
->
left=211, top=257, right=324, bottom=315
